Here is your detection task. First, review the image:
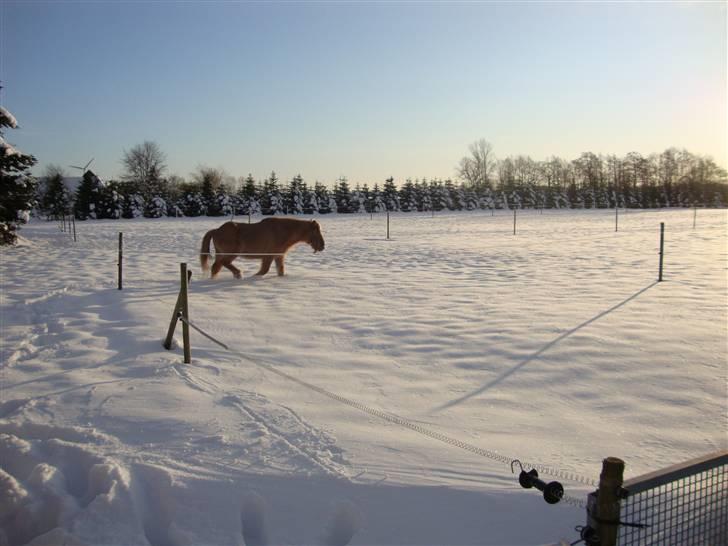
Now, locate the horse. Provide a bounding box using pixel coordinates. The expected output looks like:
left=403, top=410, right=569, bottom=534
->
left=200, top=218, right=325, bottom=279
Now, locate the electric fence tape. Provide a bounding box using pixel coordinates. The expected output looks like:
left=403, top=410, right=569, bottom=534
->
left=176, top=312, right=595, bottom=508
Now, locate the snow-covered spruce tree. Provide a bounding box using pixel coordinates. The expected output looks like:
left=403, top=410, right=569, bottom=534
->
left=261, top=171, right=283, bottom=215
left=333, top=177, right=353, bottom=213
left=399, top=179, right=417, bottom=212
left=382, top=177, right=400, bottom=211
left=314, top=181, right=332, bottom=214
left=0, top=104, right=37, bottom=245
left=286, top=174, right=305, bottom=215
left=369, top=184, right=385, bottom=212
left=303, top=184, right=319, bottom=214
left=350, top=185, right=368, bottom=213
left=98, top=182, right=123, bottom=219
left=74, top=170, right=105, bottom=220
left=144, top=195, right=168, bottom=218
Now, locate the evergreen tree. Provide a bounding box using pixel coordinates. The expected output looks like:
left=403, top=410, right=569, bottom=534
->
left=303, top=184, right=319, bottom=214
left=180, top=184, right=205, bottom=217
left=0, top=103, right=37, bottom=244
left=74, top=170, right=105, bottom=220
left=399, top=179, right=418, bottom=212
left=314, top=181, right=332, bottom=214
left=416, top=179, right=432, bottom=212
left=351, top=184, right=368, bottom=213
left=40, top=167, right=71, bottom=218
left=333, top=176, right=353, bottom=213
left=144, top=196, right=168, bottom=218
left=444, top=179, right=461, bottom=210
left=429, top=179, right=449, bottom=211
left=100, top=182, right=124, bottom=219
left=369, top=184, right=385, bottom=212
left=261, top=171, right=283, bottom=215
left=235, top=174, right=259, bottom=214
left=382, top=177, right=400, bottom=211
left=286, top=174, right=305, bottom=214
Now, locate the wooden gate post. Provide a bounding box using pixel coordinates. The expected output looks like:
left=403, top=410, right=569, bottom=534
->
left=593, top=457, right=625, bottom=546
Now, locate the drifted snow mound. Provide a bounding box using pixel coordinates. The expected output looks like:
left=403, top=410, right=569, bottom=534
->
left=0, top=426, right=361, bottom=546
left=0, top=431, right=144, bottom=546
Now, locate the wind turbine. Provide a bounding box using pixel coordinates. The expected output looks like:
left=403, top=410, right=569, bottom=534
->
left=69, top=157, right=94, bottom=173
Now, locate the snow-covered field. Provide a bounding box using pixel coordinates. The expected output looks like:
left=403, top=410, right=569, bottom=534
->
left=1, top=209, right=726, bottom=546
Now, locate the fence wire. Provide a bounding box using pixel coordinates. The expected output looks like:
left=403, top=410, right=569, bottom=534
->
left=176, top=311, right=595, bottom=508
left=617, top=452, right=728, bottom=545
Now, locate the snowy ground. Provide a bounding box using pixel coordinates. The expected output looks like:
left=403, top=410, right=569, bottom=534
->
left=1, top=209, right=726, bottom=546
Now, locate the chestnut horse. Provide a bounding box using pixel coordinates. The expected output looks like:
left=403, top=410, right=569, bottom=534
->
left=200, top=218, right=325, bottom=278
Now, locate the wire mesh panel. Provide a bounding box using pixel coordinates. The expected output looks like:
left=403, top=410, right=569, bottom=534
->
left=617, top=451, right=727, bottom=546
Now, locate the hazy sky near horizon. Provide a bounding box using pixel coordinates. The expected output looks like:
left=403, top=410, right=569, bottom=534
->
left=2, top=1, right=725, bottom=185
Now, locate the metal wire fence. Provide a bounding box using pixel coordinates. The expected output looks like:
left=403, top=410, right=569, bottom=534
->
left=617, top=451, right=727, bottom=546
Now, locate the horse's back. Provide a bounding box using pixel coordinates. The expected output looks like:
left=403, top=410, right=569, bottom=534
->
left=213, top=218, right=309, bottom=256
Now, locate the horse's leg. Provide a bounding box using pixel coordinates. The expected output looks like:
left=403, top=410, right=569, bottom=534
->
left=222, top=258, right=242, bottom=279
left=275, top=256, right=285, bottom=276
left=255, top=257, right=273, bottom=276
left=210, top=258, right=224, bottom=279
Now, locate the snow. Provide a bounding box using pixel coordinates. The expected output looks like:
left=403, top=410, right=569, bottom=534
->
left=0, top=136, right=21, bottom=157
left=1, top=209, right=726, bottom=545
left=0, top=106, right=19, bottom=129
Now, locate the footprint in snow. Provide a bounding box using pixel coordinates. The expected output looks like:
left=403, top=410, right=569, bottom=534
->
left=240, top=491, right=361, bottom=546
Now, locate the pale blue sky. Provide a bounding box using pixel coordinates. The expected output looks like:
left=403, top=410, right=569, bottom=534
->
left=2, top=1, right=725, bottom=185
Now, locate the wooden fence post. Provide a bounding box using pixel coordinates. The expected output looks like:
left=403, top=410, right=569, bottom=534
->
left=72, top=215, right=77, bottom=242
left=595, top=457, right=625, bottom=546
left=658, top=222, right=664, bottom=282
left=179, top=263, right=191, bottom=363
left=162, top=263, right=191, bottom=363
left=513, top=208, right=517, bottom=235
left=118, top=232, right=123, bottom=290
left=615, top=207, right=619, bottom=232
left=693, top=207, right=697, bottom=229
left=386, top=211, right=390, bottom=240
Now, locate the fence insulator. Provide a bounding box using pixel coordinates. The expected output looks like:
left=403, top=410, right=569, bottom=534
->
left=512, top=460, right=564, bottom=504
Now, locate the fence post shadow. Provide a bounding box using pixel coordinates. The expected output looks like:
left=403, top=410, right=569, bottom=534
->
left=432, top=280, right=660, bottom=413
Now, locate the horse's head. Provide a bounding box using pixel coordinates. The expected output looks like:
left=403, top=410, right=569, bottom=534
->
left=308, top=220, right=325, bottom=253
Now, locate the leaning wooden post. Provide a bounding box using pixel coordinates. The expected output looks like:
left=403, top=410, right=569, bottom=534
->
left=593, top=457, right=625, bottom=546
left=162, top=263, right=191, bottom=363
left=117, top=232, right=123, bottom=290
left=72, top=215, right=77, bottom=242
left=658, top=222, right=665, bottom=282
left=179, top=263, right=191, bottom=363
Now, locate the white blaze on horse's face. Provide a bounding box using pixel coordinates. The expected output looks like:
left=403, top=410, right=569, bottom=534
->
left=310, top=220, right=325, bottom=253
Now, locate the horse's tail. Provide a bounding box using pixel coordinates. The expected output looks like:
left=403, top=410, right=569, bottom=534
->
left=200, top=229, right=215, bottom=274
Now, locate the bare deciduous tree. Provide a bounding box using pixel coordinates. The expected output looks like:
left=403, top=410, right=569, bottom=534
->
left=121, top=141, right=166, bottom=185
left=457, top=139, right=496, bottom=190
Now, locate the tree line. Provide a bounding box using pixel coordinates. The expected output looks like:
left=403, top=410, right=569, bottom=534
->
left=36, top=140, right=727, bottom=222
